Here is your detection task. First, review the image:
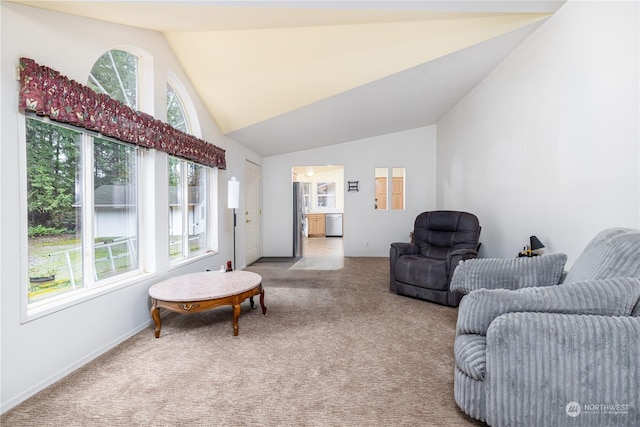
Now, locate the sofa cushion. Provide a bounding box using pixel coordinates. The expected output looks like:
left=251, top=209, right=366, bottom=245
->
left=456, top=277, right=640, bottom=336
left=413, top=211, right=480, bottom=260
left=395, top=255, right=448, bottom=290
left=454, top=334, right=486, bottom=381
left=564, top=227, right=640, bottom=283
left=450, top=253, right=567, bottom=294
left=416, top=241, right=450, bottom=260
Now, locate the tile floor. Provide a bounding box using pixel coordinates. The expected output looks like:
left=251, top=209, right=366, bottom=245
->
left=289, top=237, right=344, bottom=270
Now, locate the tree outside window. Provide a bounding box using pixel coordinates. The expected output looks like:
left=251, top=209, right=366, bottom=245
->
left=88, top=49, right=137, bottom=109
left=27, top=118, right=140, bottom=302
left=167, top=84, right=190, bottom=133
left=27, top=119, right=82, bottom=301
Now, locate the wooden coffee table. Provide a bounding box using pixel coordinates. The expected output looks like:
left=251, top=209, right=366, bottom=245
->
left=149, top=270, right=266, bottom=337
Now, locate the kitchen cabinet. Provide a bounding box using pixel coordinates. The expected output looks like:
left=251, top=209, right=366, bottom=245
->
left=307, top=213, right=326, bottom=237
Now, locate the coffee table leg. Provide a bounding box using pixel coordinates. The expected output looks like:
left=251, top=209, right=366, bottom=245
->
left=150, top=299, right=162, bottom=338
left=250, top=296, right=255, bottom=309
left=233, top=303, right=241, bottom=336
left=260, top=288, right=267, bottom=315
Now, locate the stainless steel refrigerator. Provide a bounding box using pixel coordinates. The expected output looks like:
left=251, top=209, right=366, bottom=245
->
left=293, top=182, right=305, bottom=257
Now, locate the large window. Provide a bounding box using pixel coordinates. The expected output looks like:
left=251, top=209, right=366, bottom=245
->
left=27, top=117, right=140, bottom=303
left=169, top=157, right=208, bottom=261
left=25, top=49, right=143, bottom=306
left=316, top=182, right=336, bottom=208
left=23, top=52, right=220, bottom=307
left=27, top=119, right=81, bottom=302
left=167, top=81, right=209, bottom=262
left=93, top=137, right=139, bottom=280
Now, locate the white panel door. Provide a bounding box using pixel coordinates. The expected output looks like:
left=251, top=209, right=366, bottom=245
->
left=245, top=160, right=262, bottom=265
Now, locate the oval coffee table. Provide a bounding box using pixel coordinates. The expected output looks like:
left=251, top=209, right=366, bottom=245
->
left=149, top=270, right=266, bottom=337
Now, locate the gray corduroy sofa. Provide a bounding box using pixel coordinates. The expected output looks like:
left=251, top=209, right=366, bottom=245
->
left=450, top=228, right=640, bottom=427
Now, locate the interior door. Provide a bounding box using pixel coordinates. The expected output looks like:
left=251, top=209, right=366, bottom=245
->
left=244, top=160, right=262, bottom=266
left=392, top=176, right=404, bottom=210
left=375, top=177, right=387, bottom=210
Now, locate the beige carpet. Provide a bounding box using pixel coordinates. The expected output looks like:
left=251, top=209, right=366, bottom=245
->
left=1, top=257, right=485, bottom=427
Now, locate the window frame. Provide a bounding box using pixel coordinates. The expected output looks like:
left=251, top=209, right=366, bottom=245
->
left=168, top=156, right=214, bottom=265
left=316, top=182, right=336, bottom=208
left=19, top=53, right=220, bottom=322
left=166, top=70, right=201, bottom=138
left=21, top=114, right=152, bottom=322
left=166, top=71, right=217, bottom=265
left=302, top=182, right=311, bottom=211
left=88, top=49, right=139, bottom=110
left=21, top=47, right=152, bottom=322
left=167, top=83, right=191, bottom=134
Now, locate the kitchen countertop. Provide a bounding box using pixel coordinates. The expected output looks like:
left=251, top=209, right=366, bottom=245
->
left=307, top=211, right=343, bottom=214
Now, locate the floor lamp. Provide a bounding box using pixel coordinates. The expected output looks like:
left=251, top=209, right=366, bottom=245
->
left=228, top=177, right=240, bottom=270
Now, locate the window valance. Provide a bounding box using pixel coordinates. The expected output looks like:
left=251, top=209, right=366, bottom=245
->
left=18, top=57, right=226, bottom=169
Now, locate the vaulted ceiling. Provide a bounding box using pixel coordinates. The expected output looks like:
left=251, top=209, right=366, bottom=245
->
left=9, top=1, right=566, bottom=156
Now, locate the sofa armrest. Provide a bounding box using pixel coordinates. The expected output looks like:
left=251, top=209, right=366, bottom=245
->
left=456, top=277, right=640, bottom=335
left=389, top=242, right=419, bottom=292
left=450, top=253, right=567, bottom=294
left=447, top=248, right=478, bottom=276
left=390, top=242, right=418, bottom=258
left=485, top=312, right=640, bottom=427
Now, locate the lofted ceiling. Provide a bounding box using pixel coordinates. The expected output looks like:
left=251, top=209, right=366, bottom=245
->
left=9, top=1, right=566, bottom=156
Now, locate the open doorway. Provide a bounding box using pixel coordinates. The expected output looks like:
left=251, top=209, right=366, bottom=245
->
left=291, top=165, right=344, bottom=267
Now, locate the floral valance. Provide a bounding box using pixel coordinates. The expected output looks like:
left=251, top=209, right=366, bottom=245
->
left=18, top=57, right=226, bottom=169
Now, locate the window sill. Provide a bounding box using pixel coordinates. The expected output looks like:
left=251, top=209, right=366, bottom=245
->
left=22, top=252, right=219, bottom=324
left=22, top=271, right=158, bottom=324
left=169, top=250, right=218, bottom=271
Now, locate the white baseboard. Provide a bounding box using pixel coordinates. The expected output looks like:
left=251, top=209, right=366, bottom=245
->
left=1, top=319, right=154, bottom=414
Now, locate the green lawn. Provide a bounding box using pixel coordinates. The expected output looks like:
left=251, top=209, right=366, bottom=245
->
left=29, top=233, right=204, bottom=302
left=28, top=234, right=137, bottom=302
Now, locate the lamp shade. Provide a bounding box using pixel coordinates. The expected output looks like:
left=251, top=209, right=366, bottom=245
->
left=228, top=177, right=240, bottom=209
left=530, top=235, right=545, bottom=251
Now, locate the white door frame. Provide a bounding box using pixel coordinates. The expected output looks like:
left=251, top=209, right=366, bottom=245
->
left=244, top=160, right=262, bottom=265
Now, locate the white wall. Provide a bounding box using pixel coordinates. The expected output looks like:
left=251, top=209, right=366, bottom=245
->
left=263, top=126, right=437, bottom=257
left=0, top=4, right=260, bottom=412
left=436, top=1, right=639, bottom=265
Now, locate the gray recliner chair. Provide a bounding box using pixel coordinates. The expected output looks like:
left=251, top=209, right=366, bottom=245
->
left=390, top=211, right=481, bottom=307
left=450, top=227, right=640, bottom=427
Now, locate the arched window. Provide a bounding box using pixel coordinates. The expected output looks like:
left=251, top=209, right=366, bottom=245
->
left=88, top=49, right=138, bottom=109
left=25, top=49, right=143, bottom=305
left=167, top=83, right=190, bottom=133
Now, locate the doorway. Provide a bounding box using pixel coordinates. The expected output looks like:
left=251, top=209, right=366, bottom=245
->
left=291, top=165, right=344, bottom=264
left=289, top=236, right=344, bottom=270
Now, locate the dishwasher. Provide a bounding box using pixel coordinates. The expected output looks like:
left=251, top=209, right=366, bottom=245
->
left=325, top=213, right=343, bottom=237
